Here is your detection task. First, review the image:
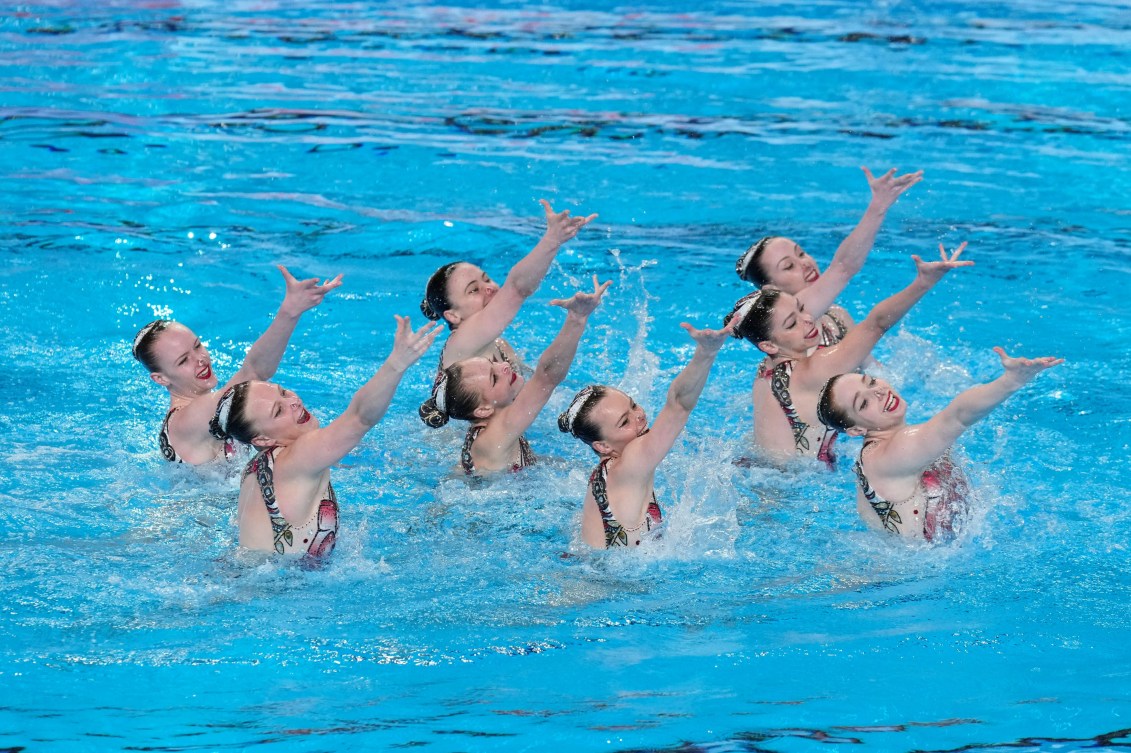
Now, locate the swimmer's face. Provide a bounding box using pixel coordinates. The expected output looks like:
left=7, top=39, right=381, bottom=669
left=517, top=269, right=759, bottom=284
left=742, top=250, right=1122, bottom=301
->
left=760, top=237, right=821, bottom=295
left=762, top=293, right=819, bottom=355
left=442, top=263, right=499, bottom=328
left=831, top=373, right=907, bottom=433
left=589, top=389, right=648, bottom=454
left=148, top=322, right=218, bottom=395
left=244, top=381, right=319, bottom=447
left=461, top=356, right=524, bottom=415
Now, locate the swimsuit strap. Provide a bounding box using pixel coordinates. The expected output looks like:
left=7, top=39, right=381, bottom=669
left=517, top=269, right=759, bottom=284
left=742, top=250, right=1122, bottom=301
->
left=855, top=442, right=902, bottom=534
left=589, top=458, right=661, bottom=548
left=517, top=435, right=535, bottom=469
left=244, top=448, right=295, bottom=554
left=460, top=425, right=483, bottom=475
left=590, top=459, right=629, bottom=547
left=158, top=408, right=181, bottom=463
left=768, top=361, right=807, bottom=447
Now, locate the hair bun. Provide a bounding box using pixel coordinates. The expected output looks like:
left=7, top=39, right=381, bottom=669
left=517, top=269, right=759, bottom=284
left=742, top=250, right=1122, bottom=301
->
left=557, top=411, right=572, bottom=434
left=420, top=298, right=439, bottom=321
left=418, top=399, right=449, bottom=428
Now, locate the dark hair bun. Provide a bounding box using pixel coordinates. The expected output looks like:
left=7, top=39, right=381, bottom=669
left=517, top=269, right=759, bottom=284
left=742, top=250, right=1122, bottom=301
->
left=420, top=298, right=439, bottom=321
left=557, top=411, right=571, bottom=434
left=418, top=398, right=449, bottom=428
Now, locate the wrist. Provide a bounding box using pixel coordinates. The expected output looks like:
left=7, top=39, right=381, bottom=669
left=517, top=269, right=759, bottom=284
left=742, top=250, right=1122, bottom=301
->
left=999, top=372, right=1029, bottom=391
left=383, top=356, right=409, bottom=375
left=277, top=302, right=304, bottom=320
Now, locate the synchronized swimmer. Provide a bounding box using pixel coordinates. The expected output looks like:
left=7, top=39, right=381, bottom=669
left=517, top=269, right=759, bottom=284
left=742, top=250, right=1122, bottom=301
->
left=133, top=171, right=1062, bottom=556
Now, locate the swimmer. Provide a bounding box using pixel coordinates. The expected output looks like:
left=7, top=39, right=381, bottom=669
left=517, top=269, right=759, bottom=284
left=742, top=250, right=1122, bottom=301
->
left=419, top=199, right=596, bottom=374
left=420, top=277, right=611, bottom=475
left=736, top=167, right=922, bottom=349
left=213, top=316, right=439, bottom=556
left=132, top=265, right=342, bottom=466
left=558, top=319, right=733, bottom=549
left=726, top=243, right=971, bottom=469
left=817, top=348, right=1063, bottom=541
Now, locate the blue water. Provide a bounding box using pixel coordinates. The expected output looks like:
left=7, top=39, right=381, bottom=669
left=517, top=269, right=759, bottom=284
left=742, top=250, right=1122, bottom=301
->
left=2, top=1, right=1129, bottom=751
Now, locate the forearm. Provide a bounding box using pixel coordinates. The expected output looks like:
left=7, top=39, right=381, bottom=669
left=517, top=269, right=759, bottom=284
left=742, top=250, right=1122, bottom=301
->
left=826, top=202, right=889, bottom=278
left=242, top=307, right=302, bottom=380
left=535, top=314, right=586, bottom=385
left=668, top=346, right=719, bottom=412
left=949, top=375, right=1027, bottom=428
left=351, top=359, right=411, bottom=427
left=504, top=231, right=562, bottom=298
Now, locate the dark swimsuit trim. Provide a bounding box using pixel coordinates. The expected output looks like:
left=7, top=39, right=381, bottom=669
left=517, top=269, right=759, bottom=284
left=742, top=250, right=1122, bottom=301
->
left=244, top=448, right=338, bottom=557
left=159, top=406, right=237, bottom=464
left=460, top=424, right=535, bottom=475
left=763, top=360, right=838, bottom=469
left=589, top=458, right=662, bottom=548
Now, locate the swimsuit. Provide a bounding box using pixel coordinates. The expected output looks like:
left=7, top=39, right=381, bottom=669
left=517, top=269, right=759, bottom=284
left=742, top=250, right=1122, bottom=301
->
left=244, top=448, right=338, bottom=557
left=159, top=406, right=237, bottom=464
left=759, top=359, right=838, bottom=469
left=460, top=424, right=535, bottom=475
left=817, top=308, right=849, bottom=348
left=854, top=441, right=969, bottom=542
left=588, top=458, right=663, bottom=548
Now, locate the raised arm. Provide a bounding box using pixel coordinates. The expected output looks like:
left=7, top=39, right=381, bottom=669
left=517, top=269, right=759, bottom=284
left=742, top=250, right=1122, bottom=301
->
left=876, top=348, right=1064, bottom=478
left=227, top=265, right=343, bottom=386
left=808, top=243, right=971, bottom=381
left=497, top=278, right=610, bottom=438
left=286, top=318, right=440, bottom=476
left=443, top=200, right=596, bottom=363
left=797, top=167, right=923, bottom=317
left=620, top=320, right=733, bottom=478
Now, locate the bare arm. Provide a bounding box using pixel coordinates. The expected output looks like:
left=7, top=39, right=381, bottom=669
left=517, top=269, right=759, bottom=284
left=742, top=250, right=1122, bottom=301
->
left=619, top=320, right=734, bottom=479
left=806, top=243, right=972, bottom=382
left=444, top=199, right=596, bottom=364
left=226, top=265, right=343, bottom=387
left=496, top=278, right=609, bottom=438
left=798, top=167, right=923, bottom=317
left=875, top=348, right=1064, bottom=478
left=285, top=318, right=440, bottom=476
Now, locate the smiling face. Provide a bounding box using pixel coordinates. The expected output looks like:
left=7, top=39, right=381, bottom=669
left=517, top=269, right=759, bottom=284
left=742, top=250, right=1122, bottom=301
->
left=830, top=373, right=908, bottom=433
left=442, top=263, right=499, bottom=327
left=759, top=237, right=821, bottom=295
left=458, top=356, right=524, bottom=417
left=588, top=389, right=648, bottom=456
left=148, top=323, right=217, bottom=396
left=243, top=381, right=319, bottom=447
left=761, top=292, right=820, bottom=356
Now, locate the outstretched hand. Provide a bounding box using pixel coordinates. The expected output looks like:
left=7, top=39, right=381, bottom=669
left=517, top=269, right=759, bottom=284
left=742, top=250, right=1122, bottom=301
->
left=863, top=166, right=923, bottom=210
left=540, top=198, right=597, bottom=245
left=994, top=346, right=1064, bottom=385
left=680, top=318, right=736, bottom=355
left=278, top=264, right=344, bottom=316
left=550, top=275, right=611, bottom=318
left=912, top=242, right=973, bottom=286
left=388, top=316, right=442, bottom=372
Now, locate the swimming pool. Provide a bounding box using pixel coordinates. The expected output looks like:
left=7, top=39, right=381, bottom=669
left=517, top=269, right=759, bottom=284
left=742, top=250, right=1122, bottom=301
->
left=1, top=0, right=1129, bottom=750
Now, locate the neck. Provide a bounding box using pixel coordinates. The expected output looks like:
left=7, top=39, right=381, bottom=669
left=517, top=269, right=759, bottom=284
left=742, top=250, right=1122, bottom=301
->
left=168, top=386, right=209, bottom=405
left=863, top=424, right=905, bottom=443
